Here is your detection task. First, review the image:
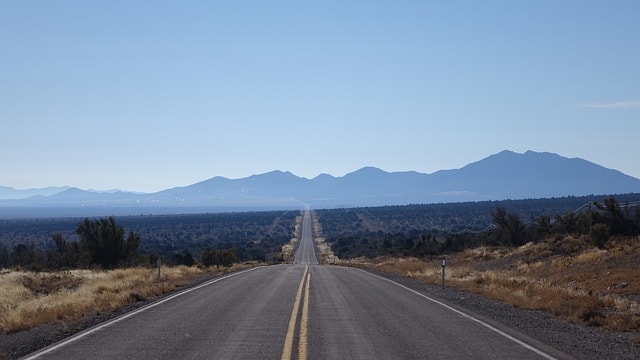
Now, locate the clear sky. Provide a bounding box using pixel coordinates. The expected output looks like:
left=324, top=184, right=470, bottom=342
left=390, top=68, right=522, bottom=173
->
left=1, top=1, right=638, bottom=192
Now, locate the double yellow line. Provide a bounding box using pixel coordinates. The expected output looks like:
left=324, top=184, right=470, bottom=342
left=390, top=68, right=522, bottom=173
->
left=281, top=265, right=311, bottom=360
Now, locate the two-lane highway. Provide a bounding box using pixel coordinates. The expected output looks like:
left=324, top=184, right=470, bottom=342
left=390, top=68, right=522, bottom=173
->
left=27, top=211, right=571, bottom=359
left=293, top=210, right=318, bottom=265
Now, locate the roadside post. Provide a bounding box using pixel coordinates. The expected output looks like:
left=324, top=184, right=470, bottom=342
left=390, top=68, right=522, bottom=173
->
left=441, top=257, right=446, bottom=289
left=157, top=258, right=161, bottom=282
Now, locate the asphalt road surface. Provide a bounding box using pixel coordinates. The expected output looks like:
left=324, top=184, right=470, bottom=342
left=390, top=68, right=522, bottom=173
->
left=293, top=210, right=318, bottom=266
left=26, top=211, right=571, bottom=360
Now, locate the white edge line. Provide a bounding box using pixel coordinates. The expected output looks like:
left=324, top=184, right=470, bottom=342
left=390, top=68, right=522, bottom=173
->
left=23, top=267, right=261, bottom=360
left=353, top=268, right=558, bottom=360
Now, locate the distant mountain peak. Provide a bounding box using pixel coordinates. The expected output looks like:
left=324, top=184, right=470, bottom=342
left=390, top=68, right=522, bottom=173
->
left=313, top=173, right=335, bottom=179
left=250, top=170, right=296, bottom=178
left=345, top=166, right=388, bottom=176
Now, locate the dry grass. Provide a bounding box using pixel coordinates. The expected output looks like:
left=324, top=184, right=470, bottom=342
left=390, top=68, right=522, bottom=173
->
left=315, top=238, right=338, bottom=264
left=281, top=241, right=297, bottom=262
left=312, top=212, right=338, bottom=264
left=346, top=236, right=640, bottom=333
left=282, top=215, right=303, bottom=263
left=0, top=263, right=260, bottom=333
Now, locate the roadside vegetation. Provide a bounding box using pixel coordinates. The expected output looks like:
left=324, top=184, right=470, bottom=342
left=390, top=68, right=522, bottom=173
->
left=311, top=212, right=338, bottom=264
left=281, top=215, right=303, bottom=263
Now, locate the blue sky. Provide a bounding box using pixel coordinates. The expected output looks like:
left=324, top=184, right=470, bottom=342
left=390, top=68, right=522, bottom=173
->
left=1, top=1, right=638, bottom=192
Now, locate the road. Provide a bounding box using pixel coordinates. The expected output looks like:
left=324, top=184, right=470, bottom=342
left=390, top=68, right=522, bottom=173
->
left=293, top=210, right=318, bottom=266
left=26, top=211, right=571, bottom=360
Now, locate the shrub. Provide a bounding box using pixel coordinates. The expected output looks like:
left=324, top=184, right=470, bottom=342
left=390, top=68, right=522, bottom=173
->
left=76, top=217, right=140, bottom=269
left=589, top=224, right=610, bottom=249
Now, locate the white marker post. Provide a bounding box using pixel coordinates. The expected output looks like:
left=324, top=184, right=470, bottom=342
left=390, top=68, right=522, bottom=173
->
left=441, top=257, right=446, bottom=289
left=157, top=258, right=161, bottom=282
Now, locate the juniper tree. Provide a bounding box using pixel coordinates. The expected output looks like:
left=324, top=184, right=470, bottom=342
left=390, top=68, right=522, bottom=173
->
left=76, top=216, right=140, bottom=268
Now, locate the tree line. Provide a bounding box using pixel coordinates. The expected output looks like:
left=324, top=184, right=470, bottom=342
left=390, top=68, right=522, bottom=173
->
left=491, top=197, right=640, bottom=248
left=320, top=196, right=640, bottom=259
left=0, top=216, right=238, bottom=271
left=1, top=211, right=297, bottom=271
left=2, top=195, right=639, bottom=269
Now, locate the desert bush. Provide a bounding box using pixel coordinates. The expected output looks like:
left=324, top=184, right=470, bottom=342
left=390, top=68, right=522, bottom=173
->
left=560, top=236, right=588, bottom=254
left=201, top=248, right=236, bottom=268
left=77, top=217, right=140, bottom=269
left=589, top=224, right=610, bottom=249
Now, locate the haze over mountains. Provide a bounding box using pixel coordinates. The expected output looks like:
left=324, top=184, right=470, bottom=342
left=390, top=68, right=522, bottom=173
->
left=2, top=150, right=639, bottom=217
left=0, top=186, right=71, bottom=200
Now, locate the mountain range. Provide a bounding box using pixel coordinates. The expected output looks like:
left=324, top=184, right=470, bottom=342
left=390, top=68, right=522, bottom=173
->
left=1, top=150, right=639, bottom=217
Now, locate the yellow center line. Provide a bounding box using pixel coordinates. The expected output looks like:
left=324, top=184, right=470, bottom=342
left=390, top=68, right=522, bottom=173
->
left=281, top=265, right=308, bottom=360
left=298, top=271, right=310, bottom=360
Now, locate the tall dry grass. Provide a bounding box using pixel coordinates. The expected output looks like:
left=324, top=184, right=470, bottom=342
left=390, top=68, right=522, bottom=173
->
left=282, top=215, right=303, bottom=263
left=312, top=212, right=338, bottom=264
left=347, top=237, right=640, bottom=333
left=0, top=263, right=258, bottom=333
left=315, top=237, right=338, bottom=264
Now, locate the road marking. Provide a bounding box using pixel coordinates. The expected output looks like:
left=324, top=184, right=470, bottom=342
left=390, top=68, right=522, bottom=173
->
left=298, top=271, right=311, bottom=360
left=353, top=268, right=559, bottom=360
left=23, top=266, right=262, bottom=360
left=281, top=265, right=309, bottom=360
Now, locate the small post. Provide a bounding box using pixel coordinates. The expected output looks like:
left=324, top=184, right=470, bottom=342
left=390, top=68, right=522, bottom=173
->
left=157, top=258, right=161, bottom=282
left=441, top=257, right=446, bottom=289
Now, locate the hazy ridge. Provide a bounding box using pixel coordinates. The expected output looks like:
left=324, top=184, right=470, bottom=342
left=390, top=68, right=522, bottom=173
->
left=2, top=150, right=639, bottom=217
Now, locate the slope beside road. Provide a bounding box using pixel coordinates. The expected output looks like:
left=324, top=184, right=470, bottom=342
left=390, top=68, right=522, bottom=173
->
left=24, top=211, right=580, bottom=359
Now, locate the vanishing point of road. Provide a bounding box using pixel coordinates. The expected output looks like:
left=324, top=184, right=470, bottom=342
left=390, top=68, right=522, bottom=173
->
left=25, top=210, right=572, bottom=360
